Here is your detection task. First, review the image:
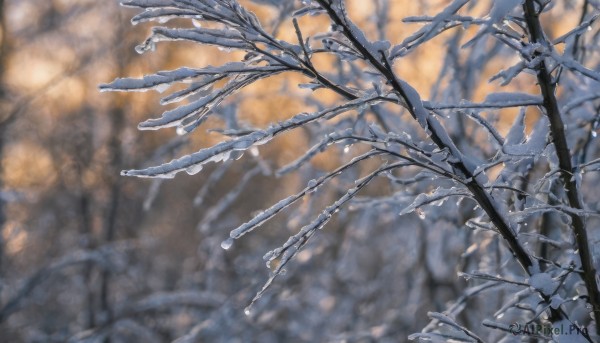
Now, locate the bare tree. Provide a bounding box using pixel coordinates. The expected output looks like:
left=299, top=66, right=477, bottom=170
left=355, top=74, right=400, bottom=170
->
left=102, top=0, right=600, bottom=341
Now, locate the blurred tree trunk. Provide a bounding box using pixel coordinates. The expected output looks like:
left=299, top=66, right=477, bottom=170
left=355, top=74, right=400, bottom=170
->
left=77, top=129, right=96, bottom=329
left=0, top=0, right=8, bottom=291
left=99, top=9, right=128, bottom=341
left=99, top=104, right=123, bottom=341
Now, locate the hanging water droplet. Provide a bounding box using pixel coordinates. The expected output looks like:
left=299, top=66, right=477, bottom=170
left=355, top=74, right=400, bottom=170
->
left=135, top=44, right=147, bottom=54
left=134, top=40, right=156, bottom=54
left=416, top=208, right=426, bottom=220
left=343, top=145, right=351, bottom=154
left=244, top=306, right=252, bottom=316
left=221, top=238, right=234, bottom=250
left=176, top=126, right=188, bottom=136
left=186, top=164, right=203, bottom=175
left=221, top=151, right=232, bottom=162
left=231, top=150, right=244, bottom=160
left=592, top=131, right=597, bottom=138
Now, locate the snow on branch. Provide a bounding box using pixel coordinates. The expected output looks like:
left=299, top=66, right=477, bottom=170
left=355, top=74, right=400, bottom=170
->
left=103, top=0, right=600, bottom=340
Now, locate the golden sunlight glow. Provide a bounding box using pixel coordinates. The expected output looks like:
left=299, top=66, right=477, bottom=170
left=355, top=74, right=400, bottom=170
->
left=2, top=142, right=57, bottom=190
left=3, top=221, right=28, bottom=255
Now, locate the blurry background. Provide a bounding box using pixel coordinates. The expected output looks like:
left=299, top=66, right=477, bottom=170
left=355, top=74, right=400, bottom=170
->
left=0, top=0, right=587, bottom=342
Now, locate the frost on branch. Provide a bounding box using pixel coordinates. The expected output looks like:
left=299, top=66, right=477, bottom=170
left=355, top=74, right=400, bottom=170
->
left=103, top=0, right=600, bottom=341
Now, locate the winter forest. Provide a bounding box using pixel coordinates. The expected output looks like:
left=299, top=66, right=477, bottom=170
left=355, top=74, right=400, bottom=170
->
left=1, top=0, right=600, bottom=342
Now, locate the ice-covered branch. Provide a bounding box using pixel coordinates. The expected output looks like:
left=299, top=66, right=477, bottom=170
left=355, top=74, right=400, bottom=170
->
left=523, top=0, right=600, bottom=330
left=315, top=0, right=537, bottom=276
left=121, top=95, right=384, bottom=178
